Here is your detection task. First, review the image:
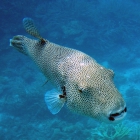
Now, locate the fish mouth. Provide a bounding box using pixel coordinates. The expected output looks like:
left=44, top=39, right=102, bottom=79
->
left=108, top=107, right=127, bottom=121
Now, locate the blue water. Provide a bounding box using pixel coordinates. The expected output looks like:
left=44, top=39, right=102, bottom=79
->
left=0, top=0, right=140, bottom=139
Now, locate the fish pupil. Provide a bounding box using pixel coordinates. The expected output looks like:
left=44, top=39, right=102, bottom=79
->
left=78, top=89, right=83, bottom=93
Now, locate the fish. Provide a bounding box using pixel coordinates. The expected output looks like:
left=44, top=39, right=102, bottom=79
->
left=10, top=18, right=127, bottom=122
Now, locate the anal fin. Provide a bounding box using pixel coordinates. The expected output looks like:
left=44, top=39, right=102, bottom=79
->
left=45, top=89, right=66, bottom=114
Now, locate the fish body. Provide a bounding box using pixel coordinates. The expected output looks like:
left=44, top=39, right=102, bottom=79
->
left=10, top=18, right=127, bottom=122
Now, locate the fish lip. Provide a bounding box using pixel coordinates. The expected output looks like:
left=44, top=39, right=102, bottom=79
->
left=108, top=107, right=127, bottom=121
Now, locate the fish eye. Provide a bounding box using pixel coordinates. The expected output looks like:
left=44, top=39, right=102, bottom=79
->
left=78, top=87, right=91, bottom=94
left=78, top=89, right=83, bottom=93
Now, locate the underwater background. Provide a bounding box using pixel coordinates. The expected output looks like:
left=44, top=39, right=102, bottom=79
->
left=0, top=0, right=140, bottom=139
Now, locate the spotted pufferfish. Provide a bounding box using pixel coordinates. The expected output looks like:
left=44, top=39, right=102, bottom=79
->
left=10, top=18, right=127, bottom=122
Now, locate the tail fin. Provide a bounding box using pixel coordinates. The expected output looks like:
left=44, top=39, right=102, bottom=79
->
left=23, top=18, right=46, bottom=45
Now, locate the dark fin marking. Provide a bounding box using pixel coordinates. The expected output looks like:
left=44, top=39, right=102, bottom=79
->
left=61, top=86, right=66, bottom=96
left=23, top=18, right=47, bottom=44
left=59, top=95, right=66, bottom=99
left=45, top=89, right=66, bottom=114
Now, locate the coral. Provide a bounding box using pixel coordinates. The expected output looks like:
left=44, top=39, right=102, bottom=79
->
left=90, top=123, right=132, bottom=140
left=134, top=124, right=140, bottom=140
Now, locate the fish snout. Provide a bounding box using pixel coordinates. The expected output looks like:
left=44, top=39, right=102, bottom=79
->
left=108, top=107, right=127, bottom=121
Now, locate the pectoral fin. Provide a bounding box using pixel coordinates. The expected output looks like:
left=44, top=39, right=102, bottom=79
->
left=45, top=89, right=66, bottom=114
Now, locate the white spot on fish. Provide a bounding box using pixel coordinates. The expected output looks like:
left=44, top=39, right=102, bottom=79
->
left=80, top=62, right=85, bottom=66
left=86, top=75, right=90, bottom=78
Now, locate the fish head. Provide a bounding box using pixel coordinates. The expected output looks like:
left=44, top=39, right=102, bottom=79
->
left=66, top=66, right=126, bottom=123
